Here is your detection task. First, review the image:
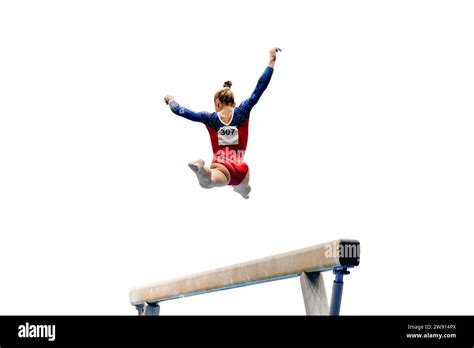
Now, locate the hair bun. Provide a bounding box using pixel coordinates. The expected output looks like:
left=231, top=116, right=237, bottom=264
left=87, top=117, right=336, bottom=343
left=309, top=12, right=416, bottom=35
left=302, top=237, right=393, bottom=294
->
left=223, top=80, right=232, bottom=89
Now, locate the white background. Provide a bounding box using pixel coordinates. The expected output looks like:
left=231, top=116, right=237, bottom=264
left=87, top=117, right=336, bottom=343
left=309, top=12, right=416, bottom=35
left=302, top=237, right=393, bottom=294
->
left=0, top=0, right=473, bottom=315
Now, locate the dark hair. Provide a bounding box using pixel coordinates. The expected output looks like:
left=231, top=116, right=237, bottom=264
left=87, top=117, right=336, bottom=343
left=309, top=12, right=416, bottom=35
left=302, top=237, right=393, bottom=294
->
left=214, top=80, right=235, bottom=105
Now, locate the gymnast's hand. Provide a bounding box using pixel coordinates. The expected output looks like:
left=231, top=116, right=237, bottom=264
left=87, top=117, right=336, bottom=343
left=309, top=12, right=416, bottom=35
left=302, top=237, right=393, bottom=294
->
left=269, top=47, right=282, bottom=68
left=164, top=95, right=174, bottom=105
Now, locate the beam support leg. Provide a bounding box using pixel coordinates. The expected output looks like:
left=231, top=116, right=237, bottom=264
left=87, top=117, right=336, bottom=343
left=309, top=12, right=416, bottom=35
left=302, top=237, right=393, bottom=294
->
left=144, top=302, right=160, bottom=316
left=329, top=268, right=350, bottom=316
left=300, top=271, right=329, bottom=315
left=135, top=304, right=145, bottom=316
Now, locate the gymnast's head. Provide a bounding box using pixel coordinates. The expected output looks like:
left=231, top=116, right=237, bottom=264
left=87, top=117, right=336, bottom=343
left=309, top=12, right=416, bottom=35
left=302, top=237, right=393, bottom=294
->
left=214, top=81, right=236, bottom=112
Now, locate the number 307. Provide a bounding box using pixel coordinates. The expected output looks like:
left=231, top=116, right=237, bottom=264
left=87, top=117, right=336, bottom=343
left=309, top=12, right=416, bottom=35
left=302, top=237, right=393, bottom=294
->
left=220, top=129, right=235, bottom=135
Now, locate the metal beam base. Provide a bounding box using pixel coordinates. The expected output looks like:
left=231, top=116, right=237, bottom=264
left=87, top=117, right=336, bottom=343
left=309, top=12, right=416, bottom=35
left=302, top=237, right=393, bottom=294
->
left=145, top=302, right=160, bottom=316
left=135, top=302, right=160, bottom=316
left=329, top=268, right=350, bottom=316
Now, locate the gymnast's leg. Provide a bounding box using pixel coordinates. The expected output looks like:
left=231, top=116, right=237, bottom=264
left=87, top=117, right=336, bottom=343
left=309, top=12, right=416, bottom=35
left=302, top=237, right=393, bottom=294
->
left=233, top=171, right=251, bottom=199
left=188, top=160, right=230, bottom=188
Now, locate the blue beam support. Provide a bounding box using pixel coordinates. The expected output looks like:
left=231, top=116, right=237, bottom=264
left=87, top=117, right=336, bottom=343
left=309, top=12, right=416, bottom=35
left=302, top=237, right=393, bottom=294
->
left=329, top=268, right=350, bottom=316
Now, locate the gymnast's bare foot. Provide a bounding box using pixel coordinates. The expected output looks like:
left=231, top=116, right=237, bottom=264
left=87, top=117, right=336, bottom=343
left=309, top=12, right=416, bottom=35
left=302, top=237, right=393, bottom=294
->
left=233, top=185, right=251, bottom=199
left=188, top=159, right=205, bottom=173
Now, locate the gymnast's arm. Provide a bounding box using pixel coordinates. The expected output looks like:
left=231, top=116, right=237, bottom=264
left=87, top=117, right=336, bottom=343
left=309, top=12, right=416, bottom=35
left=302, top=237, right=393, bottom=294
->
left=164, top=95, right=211, bottom=123
left=239, top=48, right=281, bottom=112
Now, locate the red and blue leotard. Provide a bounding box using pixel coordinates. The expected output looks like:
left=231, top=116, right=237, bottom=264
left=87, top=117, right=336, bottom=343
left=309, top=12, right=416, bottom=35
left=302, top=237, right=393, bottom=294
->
left=169, top=66, right=273, bottom=186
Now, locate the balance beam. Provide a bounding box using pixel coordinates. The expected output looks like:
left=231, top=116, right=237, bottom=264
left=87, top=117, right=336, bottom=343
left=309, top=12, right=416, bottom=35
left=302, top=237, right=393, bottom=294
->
left=129, top=239, right=360, bottom=315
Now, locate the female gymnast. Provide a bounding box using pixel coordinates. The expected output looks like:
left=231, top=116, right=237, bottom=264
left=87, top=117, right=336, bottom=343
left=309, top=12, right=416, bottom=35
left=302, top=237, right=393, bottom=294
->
left=164, top=47, right=281, bottom=199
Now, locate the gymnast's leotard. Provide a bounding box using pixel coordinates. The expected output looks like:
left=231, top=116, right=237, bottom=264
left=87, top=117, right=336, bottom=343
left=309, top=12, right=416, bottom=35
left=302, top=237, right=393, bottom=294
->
left=169, top=67, right=273, bottom=186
